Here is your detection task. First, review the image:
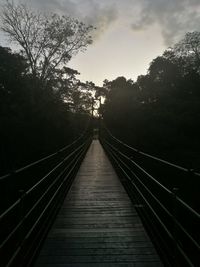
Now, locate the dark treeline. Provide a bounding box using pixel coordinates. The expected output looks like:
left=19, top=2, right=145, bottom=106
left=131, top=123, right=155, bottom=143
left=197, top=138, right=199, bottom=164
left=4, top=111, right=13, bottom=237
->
left=1, top=1, right=199, bottom=176
left=1, top=31, right=200, bottom=175
left=0, top=2, right=96, bottom=176
left=0, top=46, right=94, bottom=175
left=100, top=32, right=200, bottom=170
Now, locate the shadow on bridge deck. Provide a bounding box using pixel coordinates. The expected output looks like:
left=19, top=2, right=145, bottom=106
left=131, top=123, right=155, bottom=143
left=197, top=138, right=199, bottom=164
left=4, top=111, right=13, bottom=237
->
left=34, top=140, right=163, bottom=267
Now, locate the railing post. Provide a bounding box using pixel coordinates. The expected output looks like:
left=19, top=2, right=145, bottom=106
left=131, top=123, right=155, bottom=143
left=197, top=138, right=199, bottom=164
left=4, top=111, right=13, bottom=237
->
left=172, top=187, right=179, bottom=266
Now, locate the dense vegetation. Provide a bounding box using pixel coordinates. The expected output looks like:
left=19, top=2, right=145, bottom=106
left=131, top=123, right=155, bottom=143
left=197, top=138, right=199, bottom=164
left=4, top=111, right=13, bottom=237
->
left=101, top=32, right=200, bottom=170
left=1, top=31, right=200, bottom=176
left=0, top=2, right=96, bottom=176
left=0, top=2, right=199, bottom=176
left=0, top=46, right=94, bottom=175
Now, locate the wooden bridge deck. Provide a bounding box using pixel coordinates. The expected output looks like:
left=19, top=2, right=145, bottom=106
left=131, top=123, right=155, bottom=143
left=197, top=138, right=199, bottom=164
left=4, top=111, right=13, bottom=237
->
left=34, top=140, right=163, bottom=267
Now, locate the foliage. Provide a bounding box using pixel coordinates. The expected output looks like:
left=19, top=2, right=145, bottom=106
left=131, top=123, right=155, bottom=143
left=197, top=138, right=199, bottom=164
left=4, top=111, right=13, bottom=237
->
left=102, top=32, right=200, bottom=170
left=1, top=1, right=93, bottom=84
left=0, top=46, right=92, bottom=175
left=0, top=3, right=96, bottom=175
left=173, top=31, right=200, bottom=73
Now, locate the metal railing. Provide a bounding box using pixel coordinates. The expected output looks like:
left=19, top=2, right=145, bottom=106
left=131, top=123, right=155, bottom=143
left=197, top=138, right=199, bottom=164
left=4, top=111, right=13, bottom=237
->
left=99, top=124, right=200, bottom=267
left=0, top=127, right=92, bottom=267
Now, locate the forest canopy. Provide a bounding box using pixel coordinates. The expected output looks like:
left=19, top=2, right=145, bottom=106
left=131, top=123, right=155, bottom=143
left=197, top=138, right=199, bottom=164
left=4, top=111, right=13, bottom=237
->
left=100, top=31, right=200, bottom=170
left=0, top=1, right=199, bottom=174
left=0, top=3, right=95, bottom=175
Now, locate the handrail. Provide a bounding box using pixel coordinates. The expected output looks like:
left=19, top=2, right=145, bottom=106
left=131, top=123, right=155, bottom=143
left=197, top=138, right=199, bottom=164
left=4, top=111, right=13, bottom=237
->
left=26, top=143, right=85, bottom=196
left=102, top=138, right=199, bottom=265
left=103, top=123, right=199, bottom=173
left=103, top=139, right=200, bottom=248
left=0, top=142, right=86, bottom=220
left=106, top=139, right=171, bottom=195
left=103, top=138, right=199, bottom=219
left=104, top=139, right=172, bottom=211
left=1, top=142, right=86, bottom=249
left=0, top=123, right=92, bottom=267
left=100, top=124, right=200, bottom=266
left=0, top=131, right=86, bottom=181
left=177, top=197, right=200, bottom=218
left=105, top=141, right=174, bottom=237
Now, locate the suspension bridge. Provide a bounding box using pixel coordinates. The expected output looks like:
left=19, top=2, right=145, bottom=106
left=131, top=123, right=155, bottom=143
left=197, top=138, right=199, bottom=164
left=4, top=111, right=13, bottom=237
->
left=0, top=123, right=199, bottom=266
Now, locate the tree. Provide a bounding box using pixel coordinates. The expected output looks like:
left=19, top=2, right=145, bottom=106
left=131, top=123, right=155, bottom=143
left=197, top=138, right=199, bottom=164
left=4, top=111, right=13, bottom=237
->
left=0, top=46, right=27, bottom=88
left=102, top=77, right=139, bottom=129
left=173, top=31, right=200, bottom=73
left=0, top=46, right=92, bottom=175
left=147, top=56, right=181, bottom=102
left=0, top=46, right=28, bottom=114
left=1, top=1, right=93, bottom=84
left=137, top=74, right=156, bottom=103
left=0, top=46, right=31, bottom=174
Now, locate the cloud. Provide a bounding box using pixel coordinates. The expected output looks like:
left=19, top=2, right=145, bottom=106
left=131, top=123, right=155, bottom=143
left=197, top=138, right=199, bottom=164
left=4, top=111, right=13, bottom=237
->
left=0, top=0, right=119, bottom=41
left=30, top=0, right=119, bottom=40
left=131, top=0, right=200, bottom=46
left=31, top=0, right=200, bottom=45
left=1, top=0, right=200, bottom=46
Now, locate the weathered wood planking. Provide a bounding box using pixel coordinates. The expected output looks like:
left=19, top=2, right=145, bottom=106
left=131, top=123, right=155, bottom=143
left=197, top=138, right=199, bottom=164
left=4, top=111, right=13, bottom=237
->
left=34, top=140, right=163, bottom=267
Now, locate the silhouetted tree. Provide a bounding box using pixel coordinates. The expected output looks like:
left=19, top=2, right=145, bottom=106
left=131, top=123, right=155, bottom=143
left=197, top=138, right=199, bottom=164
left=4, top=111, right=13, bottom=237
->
left=0, top=46, right=93, bottom=175
left=1, top=1, right=93, bottom=85
left=174, top=31, right=200, bottom=73
left=0, top=46, right=30, bottom=172
left=102, top=33, right=200, bottom=170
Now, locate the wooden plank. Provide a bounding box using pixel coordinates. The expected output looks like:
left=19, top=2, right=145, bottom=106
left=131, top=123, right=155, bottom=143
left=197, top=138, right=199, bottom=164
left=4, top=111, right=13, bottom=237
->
left=36, top=255, right=162, bottom=265
left=34, top=140, right=163, bottom=266
left=39, top=247, right=159, bottom=256
left=35, top=262, right=163, bottom=267
left=36, top=254, right=160, bottom=264
left=39, top=242, right=154, bottom=250
left=43, top=236, right=151, bottom=243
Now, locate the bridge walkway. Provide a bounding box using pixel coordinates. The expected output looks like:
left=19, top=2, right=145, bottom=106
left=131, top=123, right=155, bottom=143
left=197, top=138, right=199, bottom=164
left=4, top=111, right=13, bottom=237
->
left=34, top=140, right=163, bottom=267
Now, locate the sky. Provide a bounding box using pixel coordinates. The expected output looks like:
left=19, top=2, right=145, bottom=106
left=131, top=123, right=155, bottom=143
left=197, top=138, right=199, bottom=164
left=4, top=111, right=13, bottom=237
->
left=1, top=0, right=200, bottom=86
